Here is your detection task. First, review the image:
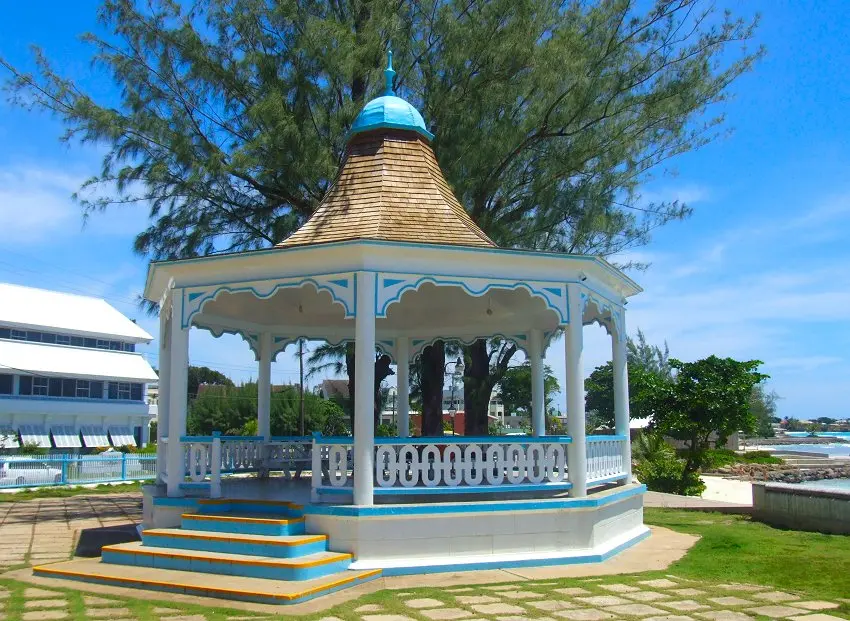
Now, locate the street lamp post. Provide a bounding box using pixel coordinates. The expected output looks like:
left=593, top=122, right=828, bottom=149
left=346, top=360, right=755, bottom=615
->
left=444, top=357, right=464, bottom=435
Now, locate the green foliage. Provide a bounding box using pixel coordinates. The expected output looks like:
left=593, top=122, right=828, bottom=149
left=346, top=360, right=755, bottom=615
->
left=321, top=401, right=350, bottom=436
left=783, top=417, right=807, bottom=432
left=645, top=356, right=768, bottom=489
left=187, top=382, right=343, bottom=436
left=376, top=423, right=398, bottom=437
left=18, top=442, right=48, bottom=456
left=488, top=421, right=506, bottom=436
left=750, top=384, right=778, bottom=438
left=149, top=420, right=157, bottom=440
left=545, top=416, right=567, bottom=436
left=188, top=366, right=233, bottom=399
left=496, top=363, right=560, bottom=417
left=633, top=433, right=704, bottom=496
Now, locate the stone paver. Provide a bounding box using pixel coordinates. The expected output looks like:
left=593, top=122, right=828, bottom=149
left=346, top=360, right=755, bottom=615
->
left=316, top=617, right=344, bottom=621
left=554, top=588, right=592, bottom=597
left=604, top=604, right=669, bottom=617
left=406, top=599, right=447, bottom=609
left=85, top=607, right=132, bottom=619
left=790, top=602, right=841, bottom=611
left=753, top=591, right=800, bottom=603
left=23, top=589, right=59, bottom=599
left=499, top=591, right=544, bottom=600
left=528, top=600, right=579, bottom=612
left=576, top=596, right=630, bottom=607
left=671, top=589, right=707, bottom=597
left=23, top=600, right=66, bottom=609
left=363, top=616, right=417, bottom=621
left=639, top=580, right=680, bottom=589
left=553, top=609, right=616, bottom=620
left=715, top=585, right=765, bottom=592
left=157, top=617, right=206, bottom=621
left=746, top=606, right=809, bottom=618
left=644, top=617, right=694, bottom=621
left=448, top=588, right=476, bottom=593
left=788, top=615, right=847, bottom=621
left=626, top=592, right=672, bottom=602
left=483, top=586, right=521, bottom=592
left=82, top=596, right=119, bottom=606
left=696, top=612, right=754, bottom=621
left=420, top=608, right=474, bottom=620
left=21, top=612, right=68, bottom=621
left=601, top=584, right=641, bottom=593
left=470, top=604, right=526, bottom=615
left=356, top=604, right=384, bottom=612
left=659, top=600, right=709, bottom=611
left=456, top=596, right=502, bottom=605
left=707, top=598, right=754, bottom=607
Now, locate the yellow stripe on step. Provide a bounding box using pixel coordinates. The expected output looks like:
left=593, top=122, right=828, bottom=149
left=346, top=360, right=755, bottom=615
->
left=182, top=513, right=305, bottom=525
left=101, top=545, right=351, bottom=568
left=33, top=565, right=382, bottom=601
left=143, top=530, right=326, bottom=546
left=198, top=498, right=302, bottom=509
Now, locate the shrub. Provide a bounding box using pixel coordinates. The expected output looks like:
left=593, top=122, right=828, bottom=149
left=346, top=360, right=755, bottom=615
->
left=635, top=457, right=705, bottom=496
left=18, top=442, right=48, bottom=456
left=376, top=423, right=398, bottom=437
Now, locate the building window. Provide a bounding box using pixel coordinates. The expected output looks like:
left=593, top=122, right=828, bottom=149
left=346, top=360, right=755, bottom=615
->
left=62, top=379, right=76, bottom=397
left=76, top=380, right=90, bottom=398
left=48, top=378, right=62, bottom=397
left=41, top=333, right=56, bottom=344
left=96, top=339, right=110, bottom=350
left=32, top=378, right=48, bottom=396
left=11, top=329, right=27, bottom=340
left=0, top=374, right=12, bottom=395
left=108, top=382, right=132, bottom=400
left=19, top=376, right=32, bottom=395
left=90, top=381, right=104, bottom=399
left=123, top=343, right=135, bottom=352
left=0, top=328, right=10, bottom=339
left=55, top=335, right=70, bottom=345
left=26, top=331, right=42, bottom=342
left=131, top=383, right=143, bottom=401
left=70, top=336, right=84, bottom=347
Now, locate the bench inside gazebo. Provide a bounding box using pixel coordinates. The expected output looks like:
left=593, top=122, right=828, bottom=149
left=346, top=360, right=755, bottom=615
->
left=34, top=52, right=648, bottom=605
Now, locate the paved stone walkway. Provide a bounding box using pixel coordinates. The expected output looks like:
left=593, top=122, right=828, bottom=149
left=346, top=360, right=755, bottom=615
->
left=0, top=494, right=141, bottom=569
left=1, top=573, right=846, bottom=620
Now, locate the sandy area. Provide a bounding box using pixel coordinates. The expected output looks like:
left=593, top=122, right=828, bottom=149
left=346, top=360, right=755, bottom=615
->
left=700, top=475, right=753, bottom=505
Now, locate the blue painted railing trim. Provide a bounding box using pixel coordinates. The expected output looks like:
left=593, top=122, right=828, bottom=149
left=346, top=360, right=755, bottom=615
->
left=179, top=435, right=264, bottom=442
left=374, top=435, right=573, bottom=445
left=306, top=484, right=646, bottom=516
left=373, top=482, right=573, bottom=495
left=586, top=435, right=627, bottom=442
left=269, top=436, right=313, bottom=442
left=314, top=436, right=354, bottom=445
left=587, top=473, right=630, bottom=487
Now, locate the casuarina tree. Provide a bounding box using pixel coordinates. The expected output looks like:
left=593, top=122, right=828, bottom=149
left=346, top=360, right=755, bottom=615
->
left=1, top=0, right=763, bottom=432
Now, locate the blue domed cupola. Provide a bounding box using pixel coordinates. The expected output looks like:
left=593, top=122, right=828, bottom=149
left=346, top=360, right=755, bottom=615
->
left=349, top=50, right=435, bottom=142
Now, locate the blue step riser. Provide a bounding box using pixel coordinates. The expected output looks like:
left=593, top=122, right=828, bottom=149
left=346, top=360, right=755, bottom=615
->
left=197, top=503, right=303, bottom=518
left=101, top=551, right=350, bottom=581
left=141, top=534, right=327, bottom=558
left=180, top=518, right=306, bottom=536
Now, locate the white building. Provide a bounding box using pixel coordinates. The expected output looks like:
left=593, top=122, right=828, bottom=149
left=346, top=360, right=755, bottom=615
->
left=0, top=283, right=158, bottom=450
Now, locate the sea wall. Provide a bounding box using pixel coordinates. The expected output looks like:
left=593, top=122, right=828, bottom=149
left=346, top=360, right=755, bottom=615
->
left=752, top=482, right=850, bottom=535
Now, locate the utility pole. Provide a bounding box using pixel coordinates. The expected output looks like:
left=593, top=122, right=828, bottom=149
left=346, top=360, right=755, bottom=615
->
left=299, top=339, right=305, bottom=436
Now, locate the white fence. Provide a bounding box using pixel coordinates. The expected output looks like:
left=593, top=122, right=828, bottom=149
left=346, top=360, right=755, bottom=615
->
left=586, top=435, right=628, bottom=484
left=0, top=454, right=156, bottom=489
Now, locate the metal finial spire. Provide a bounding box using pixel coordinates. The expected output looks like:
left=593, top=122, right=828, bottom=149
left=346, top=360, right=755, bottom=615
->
left=384, top=49, right=395, bottom=96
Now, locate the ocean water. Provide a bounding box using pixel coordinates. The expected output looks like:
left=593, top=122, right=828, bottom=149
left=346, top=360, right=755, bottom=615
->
left=797, top=478, right=850, bottom=492
left=762, top=443, right=850, bottom=458
left=785, top=431, right=850, bottom=439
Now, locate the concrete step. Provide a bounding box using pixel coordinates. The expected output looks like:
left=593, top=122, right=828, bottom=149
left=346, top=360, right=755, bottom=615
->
left=142, top=528, right=327, bottom=558
left=196, top=498, right=304, bottom=518
left=34, top=558, right=380, bottom=605
left=101, top=541, right=351, bottom=581
left=181, top=512, right=306, bottom=536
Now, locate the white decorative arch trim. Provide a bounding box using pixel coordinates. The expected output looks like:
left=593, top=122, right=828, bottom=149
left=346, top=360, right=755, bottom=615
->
left=581, top=290, right=625, bottom=341
left=181, top=273, right=356, bottom=328
left=376, top=274, right=568, bottom=324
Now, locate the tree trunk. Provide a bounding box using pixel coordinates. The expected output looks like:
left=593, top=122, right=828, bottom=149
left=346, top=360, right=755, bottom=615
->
left=420, top=341, right=446, bottom=436
left=464, top=340, right=494, bottom=435
left=374, top=354, right=394, bottom=430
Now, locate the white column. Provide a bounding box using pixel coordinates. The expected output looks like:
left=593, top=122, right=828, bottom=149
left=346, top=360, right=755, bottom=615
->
left=156, top=302, right=171, bottom=483
left=565, top=283, right=587, bottom=497
left=257, top=332, right=272, bottom=440
left=612, top=319, right=633, bottom=483
left=166, top=290, right=189, bottom=497
left=529, top=329, right=545, bottom=437
left=353, top=272, right=376, bottom=506
left=396, top=337, right=410, bottom=438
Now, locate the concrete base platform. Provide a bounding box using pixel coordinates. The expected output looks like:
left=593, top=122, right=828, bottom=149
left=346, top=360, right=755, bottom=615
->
left=32, top=558, right=381, bottom=605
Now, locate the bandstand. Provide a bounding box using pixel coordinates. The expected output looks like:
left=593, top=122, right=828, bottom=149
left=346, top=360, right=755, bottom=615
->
left=34, top=54, right=649, bottom=604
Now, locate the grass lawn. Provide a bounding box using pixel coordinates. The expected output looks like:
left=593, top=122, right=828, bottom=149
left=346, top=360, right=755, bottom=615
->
left=644, top=508, right=850, bottom=600
left=0, top=507, right=847, bottom=620
left=0, top=481, right=145, bottom=502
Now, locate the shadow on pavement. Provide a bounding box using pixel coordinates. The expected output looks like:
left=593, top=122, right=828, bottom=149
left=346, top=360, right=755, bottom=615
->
left=75, top=523, right=140, bottom=557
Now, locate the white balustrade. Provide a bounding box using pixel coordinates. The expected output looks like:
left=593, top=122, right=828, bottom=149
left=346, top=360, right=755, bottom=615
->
left=311, top=437, right=354, bottom=496
left=586, top=435, right=627, bottom=483
left=220, top=436, right=264, bottom=472
left=267, top=437, right=313, bottom=479
left=373, top=436, right=572, bottom=490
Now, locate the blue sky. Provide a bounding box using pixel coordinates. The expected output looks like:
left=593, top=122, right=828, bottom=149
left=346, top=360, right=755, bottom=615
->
left=1, top=1, right=848, bottom=420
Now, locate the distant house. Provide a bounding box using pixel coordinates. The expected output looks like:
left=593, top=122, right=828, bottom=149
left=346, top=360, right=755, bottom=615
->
left=320, top=379, right=350, bottom=401
left=0, top=283, right=158, bottom=450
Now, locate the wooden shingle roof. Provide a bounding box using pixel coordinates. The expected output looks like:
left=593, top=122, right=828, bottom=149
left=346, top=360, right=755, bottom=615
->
left=277, top=130, right=496, bottom=249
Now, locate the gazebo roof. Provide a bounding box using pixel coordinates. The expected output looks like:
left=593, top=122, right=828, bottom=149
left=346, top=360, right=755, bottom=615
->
left=278, top=51, right=495, bottom=250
